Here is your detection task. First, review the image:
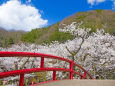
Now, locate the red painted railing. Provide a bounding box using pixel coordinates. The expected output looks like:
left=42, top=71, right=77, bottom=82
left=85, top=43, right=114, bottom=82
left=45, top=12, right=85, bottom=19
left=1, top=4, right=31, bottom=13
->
left=0, top=51, right=94, bottom=86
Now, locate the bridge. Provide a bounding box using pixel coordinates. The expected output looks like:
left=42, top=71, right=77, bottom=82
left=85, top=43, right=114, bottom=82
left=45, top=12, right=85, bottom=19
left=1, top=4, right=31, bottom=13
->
left=0, top=51, right=114, bottom=86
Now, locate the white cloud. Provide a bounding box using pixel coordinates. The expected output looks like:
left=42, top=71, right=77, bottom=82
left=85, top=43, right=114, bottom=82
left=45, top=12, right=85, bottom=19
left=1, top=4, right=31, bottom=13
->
left=88, top=0, right=95, bottom=5
left=88, top=0, right=115, bottom=10
left=26, top=0, right=31, bottom=3
left=112, top=0, right=115, bottom=10
left=97, top=0, right=105, bottom=3
left=114, top=0, right=115, bottom=6
left=88, top=0, right=106, bottom=5
left=28, top=0, right=31, bottom=3
left=0, top=0, right=48, bottom=31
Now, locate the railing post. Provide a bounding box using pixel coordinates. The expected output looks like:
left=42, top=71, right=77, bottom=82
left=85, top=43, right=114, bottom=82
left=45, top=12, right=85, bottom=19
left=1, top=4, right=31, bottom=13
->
left=79, top=69, right=83, bottom=79
left=31, top=81, right=34, bottom=86
left=70, top=61, right=73, bottom=79
left=81, top=71, right=87, bottom=79
left=84, top=71, right=87, bottom=79
left=40, top=57, right=44, bottom=68
left=19, top=74, right=24, bottom=86
left=80, top=76, right=83, bottom=79
left=53, top=70, right=56, bottom=80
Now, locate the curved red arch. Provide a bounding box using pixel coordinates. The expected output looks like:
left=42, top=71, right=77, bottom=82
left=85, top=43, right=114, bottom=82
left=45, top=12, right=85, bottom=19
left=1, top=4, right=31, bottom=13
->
left=0, top=51, right=72, bottom=62
left=0, top=51, right=94, bottom=86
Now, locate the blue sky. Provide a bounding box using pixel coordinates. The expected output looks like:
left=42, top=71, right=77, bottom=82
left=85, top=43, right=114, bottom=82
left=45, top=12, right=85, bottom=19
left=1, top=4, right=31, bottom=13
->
left=0, top=0, right=114, bottom=31
left=32, top=0, right=114, bottom=25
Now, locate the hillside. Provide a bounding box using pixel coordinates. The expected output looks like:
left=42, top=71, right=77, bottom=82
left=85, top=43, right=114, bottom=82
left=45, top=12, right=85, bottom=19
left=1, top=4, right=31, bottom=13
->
left=0, top=28, right=26, bottom=47
left=0, top=10, right=115, bottom=47
left=21, top=10, right=115, bottom=45
left=59, top=10, right=115, bottom=35
left=21, top=23, right=73, bottom=44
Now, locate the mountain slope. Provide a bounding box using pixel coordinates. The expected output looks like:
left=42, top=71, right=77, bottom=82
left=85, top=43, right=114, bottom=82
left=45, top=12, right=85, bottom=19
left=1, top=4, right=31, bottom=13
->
left=0, top=28, right=26, bottom=47
left=59, top=10, right=115, bottom=35
left=21, top=10, right=115, bottom=45
left=21, top=23, right=73, bottom=44
left=0, top=10, right=115, bottom=47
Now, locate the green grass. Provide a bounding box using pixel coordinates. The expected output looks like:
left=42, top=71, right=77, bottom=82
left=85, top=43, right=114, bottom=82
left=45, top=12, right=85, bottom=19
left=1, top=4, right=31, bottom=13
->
left=95, top=9, right=103, bottom=14
left=21, top=25, right=74, bottom=45
left=21, top=27, right=49, bottom=43
left=45, top=29, right=74, bottom=44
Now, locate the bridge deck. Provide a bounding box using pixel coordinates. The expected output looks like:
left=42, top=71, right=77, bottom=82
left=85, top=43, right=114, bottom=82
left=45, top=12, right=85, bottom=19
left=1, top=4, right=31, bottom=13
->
left=38, top=80, right=115, bottom=86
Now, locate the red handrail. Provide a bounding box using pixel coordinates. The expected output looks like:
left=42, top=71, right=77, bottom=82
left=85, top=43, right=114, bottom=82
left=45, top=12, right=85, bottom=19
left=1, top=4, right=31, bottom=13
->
left=0, top=51, right=94, bottom=86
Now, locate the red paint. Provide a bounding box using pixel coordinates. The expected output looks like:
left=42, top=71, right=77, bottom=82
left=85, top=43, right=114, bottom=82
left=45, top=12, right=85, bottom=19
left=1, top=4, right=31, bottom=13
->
left=40, top=57, right=44, bottom=68
left=73, top=71, right=86, bottom=79
left=31, top=81, right=34, bottom=86
left=53, top=70, right=56, bottom=80
left=0, top=68, right=71, bottom=78
left=81, top=76, right=83, bottom=79
left=74, top=63, right=94, bottom=79
left=70, top=61, right=73, bottom=79
left=84, top=71, right=87, bottom=79
left=0, top=51, right=71, bottom=62
left=0, top=51, right=94, bottom=86
left=19, top=74, right=24, bottom=86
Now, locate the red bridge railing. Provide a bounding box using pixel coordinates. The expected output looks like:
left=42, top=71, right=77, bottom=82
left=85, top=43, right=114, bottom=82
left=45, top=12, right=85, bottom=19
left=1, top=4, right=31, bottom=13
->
left=0, top=51, right=94, bottom=86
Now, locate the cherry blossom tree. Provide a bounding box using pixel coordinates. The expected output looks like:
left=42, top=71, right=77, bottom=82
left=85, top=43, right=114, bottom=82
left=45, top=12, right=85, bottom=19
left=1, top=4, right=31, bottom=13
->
left=59, top=22, right=115, bottom=79
left=0, top=22, right=115, bottom=84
